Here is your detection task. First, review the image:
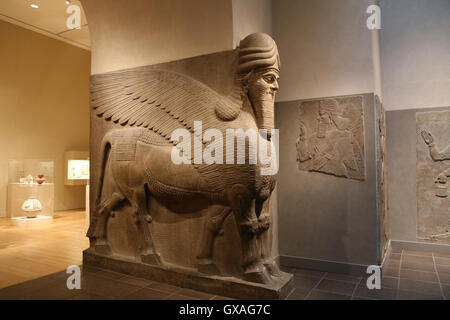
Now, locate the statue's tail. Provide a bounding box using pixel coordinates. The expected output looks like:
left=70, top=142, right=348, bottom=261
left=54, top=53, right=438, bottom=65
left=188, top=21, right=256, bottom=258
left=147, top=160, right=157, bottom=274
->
left=87, top=132, right=112, bottom=238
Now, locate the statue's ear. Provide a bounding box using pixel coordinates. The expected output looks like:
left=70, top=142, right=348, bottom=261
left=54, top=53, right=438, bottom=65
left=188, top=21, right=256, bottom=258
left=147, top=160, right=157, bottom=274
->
left=215, top=100, right=241, bottom=121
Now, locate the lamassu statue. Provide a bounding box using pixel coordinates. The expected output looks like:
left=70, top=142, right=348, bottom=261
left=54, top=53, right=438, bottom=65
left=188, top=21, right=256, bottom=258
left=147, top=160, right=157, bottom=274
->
left=87, top=33, right=283, bottom=285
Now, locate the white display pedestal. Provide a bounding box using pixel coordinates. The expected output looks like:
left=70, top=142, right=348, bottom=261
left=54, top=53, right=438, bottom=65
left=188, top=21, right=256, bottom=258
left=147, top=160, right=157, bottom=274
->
left=11, top=215, right=53, bottom=227
left=7, top=183, right=54, bottom=218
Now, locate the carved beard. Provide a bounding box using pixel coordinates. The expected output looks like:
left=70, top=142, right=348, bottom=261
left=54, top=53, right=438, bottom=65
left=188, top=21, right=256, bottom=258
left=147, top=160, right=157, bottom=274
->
left=248, top=81, right=275, bottom=138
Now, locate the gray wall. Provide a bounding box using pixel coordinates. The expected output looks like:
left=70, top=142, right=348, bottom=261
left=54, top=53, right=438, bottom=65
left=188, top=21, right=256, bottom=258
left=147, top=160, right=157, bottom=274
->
left=387, top=106, right=450, bottom=243
left=276, top=94, right=380, bottom=271
left=379, top=0, right=450, bottom=111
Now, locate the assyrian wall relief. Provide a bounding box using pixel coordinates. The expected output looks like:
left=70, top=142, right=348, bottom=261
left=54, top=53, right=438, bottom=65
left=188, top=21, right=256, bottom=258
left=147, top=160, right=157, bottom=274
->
left=296, top=96, right=365, bottom=181
left=417, top=111, right=450, bottom=241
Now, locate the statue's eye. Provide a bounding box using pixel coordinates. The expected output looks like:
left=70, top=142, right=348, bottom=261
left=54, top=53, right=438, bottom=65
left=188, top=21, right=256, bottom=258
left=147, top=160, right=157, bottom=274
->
left=263, top=75, right=275, bottom=83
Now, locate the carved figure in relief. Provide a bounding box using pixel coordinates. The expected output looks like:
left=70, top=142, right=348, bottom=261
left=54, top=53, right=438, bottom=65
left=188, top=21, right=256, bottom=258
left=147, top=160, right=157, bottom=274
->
left=296, top=98, right=365, bottom=180
left=87, top=33, right=282, bottom=284
left=421, top=130, right=450, bottom=198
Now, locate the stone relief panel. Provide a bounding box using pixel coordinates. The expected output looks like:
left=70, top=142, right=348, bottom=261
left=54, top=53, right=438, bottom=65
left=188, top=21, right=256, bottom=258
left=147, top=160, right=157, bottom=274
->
left=296, top=96, right=365, bottom=181
left=84, top=33, right=293, bottom=297
left=417, top=111, right=450, bottom=241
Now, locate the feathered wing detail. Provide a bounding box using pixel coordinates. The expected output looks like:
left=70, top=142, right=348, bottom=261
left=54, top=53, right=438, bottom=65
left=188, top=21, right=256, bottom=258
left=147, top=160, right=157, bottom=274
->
left=91, top=68, right=243, bottom=140
left=91, top=68, right=258, bottom=192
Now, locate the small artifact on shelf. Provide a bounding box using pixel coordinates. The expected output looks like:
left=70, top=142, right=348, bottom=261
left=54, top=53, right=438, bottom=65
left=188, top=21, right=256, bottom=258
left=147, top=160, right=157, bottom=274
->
left=21, top=197, right=42, bottom=218
left=24, top=174, right=34, bottom=184
left=35, top=174, right=45, bottom=185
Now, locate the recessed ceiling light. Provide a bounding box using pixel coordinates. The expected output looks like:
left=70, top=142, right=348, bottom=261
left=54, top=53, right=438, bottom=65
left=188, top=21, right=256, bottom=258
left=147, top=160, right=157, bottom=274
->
left=66, top=1, right=70, bottom=4
left=30, top=4, right=39, bottom=9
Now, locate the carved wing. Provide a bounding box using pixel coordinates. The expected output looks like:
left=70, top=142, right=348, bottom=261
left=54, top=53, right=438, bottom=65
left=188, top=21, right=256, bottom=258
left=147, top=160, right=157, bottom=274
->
left=91, top=68, right=242, bottom=140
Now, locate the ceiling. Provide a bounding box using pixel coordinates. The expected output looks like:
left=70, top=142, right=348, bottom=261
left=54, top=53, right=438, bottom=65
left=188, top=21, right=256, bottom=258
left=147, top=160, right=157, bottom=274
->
left=0, top=0, right=90, bottom=50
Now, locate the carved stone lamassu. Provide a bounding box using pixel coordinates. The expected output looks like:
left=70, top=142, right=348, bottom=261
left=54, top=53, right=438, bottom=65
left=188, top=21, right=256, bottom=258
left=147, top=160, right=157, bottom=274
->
left=296, top=96, right=365, bottom=181
left=83, top=33, right=293, bottom=299
left=417, top=111, right=450, bottom=241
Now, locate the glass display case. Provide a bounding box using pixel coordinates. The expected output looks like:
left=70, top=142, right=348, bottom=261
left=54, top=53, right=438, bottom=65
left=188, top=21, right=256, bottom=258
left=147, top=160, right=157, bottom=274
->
left=7, top=159, right=55, bottom=222
left=64, top=151, right=89, bottom=185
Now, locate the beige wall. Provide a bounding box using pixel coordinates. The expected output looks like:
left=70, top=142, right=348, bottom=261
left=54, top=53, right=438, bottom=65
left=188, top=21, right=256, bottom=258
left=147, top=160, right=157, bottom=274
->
left=273, top=0, right=378, bottom=102
left=81, top=0, right=234, bottom=75
left=0, top=20, right=91, bottom=217
left=232, top=0, right=272, bottom=48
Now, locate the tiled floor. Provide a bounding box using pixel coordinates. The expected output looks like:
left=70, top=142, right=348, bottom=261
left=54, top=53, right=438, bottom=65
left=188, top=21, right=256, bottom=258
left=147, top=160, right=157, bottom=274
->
left=0, top=248, right=449, bottom=300
left=285, top=248, right=450, bottom=300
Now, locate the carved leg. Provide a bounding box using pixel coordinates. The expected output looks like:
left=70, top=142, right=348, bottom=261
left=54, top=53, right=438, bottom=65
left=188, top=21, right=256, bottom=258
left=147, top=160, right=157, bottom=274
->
left=256, top=197, right=281, bottom=277
left=197, top=206, right=232, bottom=275
left=228, top=185, right=271, bottom=284
left=132, top=186, right=161, bottom=265
left=91, top=192, right=125, bottom=255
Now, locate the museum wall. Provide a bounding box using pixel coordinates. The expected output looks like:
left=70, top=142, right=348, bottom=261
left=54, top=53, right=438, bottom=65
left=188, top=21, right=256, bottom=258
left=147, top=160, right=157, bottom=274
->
left=80, top=0, right=234, bottom=75
left=0, top=20, right=90, bottom=217
left=232, top=0, right=272, bottom=48
left=386, top=107, right=450, bottom=247
left=379, top=0, right=450, bottom=111
left=273, top=0, right=378, bottom=103
left=381, top=0, right=450, bottom=250
left=273, top=0, right=384, bottom=270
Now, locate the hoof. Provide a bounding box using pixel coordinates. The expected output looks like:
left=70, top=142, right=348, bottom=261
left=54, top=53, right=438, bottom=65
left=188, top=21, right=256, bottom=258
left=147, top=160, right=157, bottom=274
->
left=141, top=252, right=162, bottom=265
left=243, top=264, right=271, bottom=284
left=197, top=260, right=221, bottom=275
left=264, top=260, right=282, bottom=277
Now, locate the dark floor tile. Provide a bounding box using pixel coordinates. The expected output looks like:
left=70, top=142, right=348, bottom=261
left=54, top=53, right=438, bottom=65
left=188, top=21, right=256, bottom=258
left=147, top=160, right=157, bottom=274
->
left=400, top=269, right=438, bottom=283
left=401, top=260, right=435, bottom=272
left=119, top=276, right=153, bottom=287
left=433, top=252, right=450, bottom=259
left=94, top=270, right=127, bottom=280
left=82, top=274, right=142, bottom=298
left=435, top=264, right=450, bottom=274
left=69, top=292, right=113, bottom=300
left=315, top=279, right=357, bottom=296
left=353, top=283, right=397, bottom=300
left=403, top=250, right=433, bottom=257
left=293, top=274, right=322, bottom=290
left=0, top=276, right=60, bottom=299
left=306, top=290, right=351, bottom=300
left=324, top=272, right=362, bottom=284
left=384, top=260, right=400, bottom=269
left=442, top=285, right=450, bottom=300
left=381, top=277, right=399, bottom=289
left=166, top=293, right=199, bottom=300
left=177, top=288, right=214, bottom=300
left=22, top=282, right=85, bottom=300
left=399, top=278, right=442, bottom=297
left=211, top=295, right=234, bottom=300
left=290, top=268, right=325, bottom=278
left=397, top=290, right=442, bottom=300
left=383, top=267, right=400, bottom=278
left=438, top=271, right=450, bottom=285
left=402, top=255, right=434, bottom=265
left=147, top=281, right=181, bottom=294
left=388, top=253, right=401, bottom=261
left=435, top=257, right=450, bottom=266
left=123, top=287, right=170, bottom=300
left=352, top=296, right=376, bottom=300
left=286, top=287, right=311, bottom=300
